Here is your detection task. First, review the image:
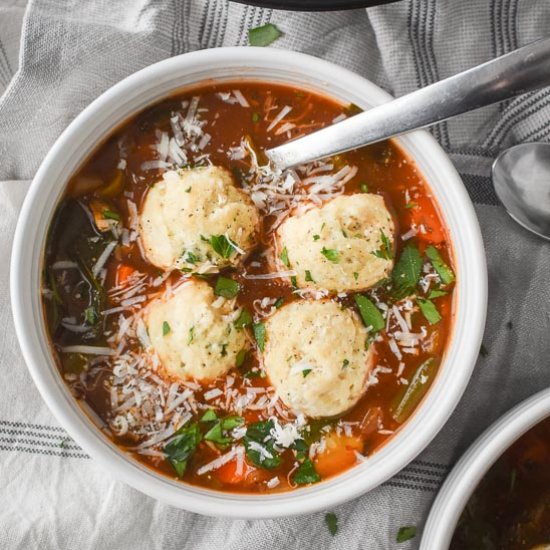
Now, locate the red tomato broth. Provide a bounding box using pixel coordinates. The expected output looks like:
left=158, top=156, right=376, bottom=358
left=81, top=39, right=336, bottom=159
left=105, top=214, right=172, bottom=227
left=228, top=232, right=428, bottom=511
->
left=42, top=81, right=455, bottom=494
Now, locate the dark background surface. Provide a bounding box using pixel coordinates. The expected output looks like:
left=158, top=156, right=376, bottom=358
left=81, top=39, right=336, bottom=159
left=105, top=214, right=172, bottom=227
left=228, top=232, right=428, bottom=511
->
left=234, top=0, right=401, bottom=12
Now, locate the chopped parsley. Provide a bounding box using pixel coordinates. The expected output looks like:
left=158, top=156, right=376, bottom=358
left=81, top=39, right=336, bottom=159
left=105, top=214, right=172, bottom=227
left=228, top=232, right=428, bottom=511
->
left=342, top=359, right=349, bottom=369
left=313, top=234, right=320, bottom=241
left=236, top=349, right=248, bottom=368
left=396, top=526, right=416, bottom=543
left=417, top=297, right=441, bottom=325
left=163, top=423, right=201, bottom=477
left=354, top=294, right=385, bottom=333
left=353, top=271, right=359, bottom=281
left=293, top=459, right=321, bottom=485
left=392, top=243, right=422, bottom=297
left=183, top=250, right=201, bottom=265
left=185, top=186, right=192, bottom=193
left=200, top=409, right=217, bottom=422
left=248, top=23, right=283, bottom=47
left=325, top=513, right=338, bottom=536
left=280, top=246, right=290, bottom=267
left=290, top=275, right=298, bottom=288
left=102, top=210, right=120, bottom=221
left=214, top=276, right=240, bottom=298
left=360, top=182, right=369, bottom=193
left=302, top=369, right=312, bottom=378
left=162, top=321, right=171, bottom=336
left=305, top=270, right=314, bottom=282
left=372, top=229, right=393, bottom=260
left=84, top=306, right=98, bottom=325
left=253, top=322, right=266, bottom=352
left=321, top=247, right=339, bottom=263
left=425, top=245, right=455, bottom=285
left=187, top=326, right=194, bottom=344
left=208, top=234, right=237, bottom=259
left=244, top=420, right=281, bottom=469
left=204, top=415, right=244, bottom=448
left=234, top=308, right=253, bottom=329
left=274, top=297, right=284, bottom=309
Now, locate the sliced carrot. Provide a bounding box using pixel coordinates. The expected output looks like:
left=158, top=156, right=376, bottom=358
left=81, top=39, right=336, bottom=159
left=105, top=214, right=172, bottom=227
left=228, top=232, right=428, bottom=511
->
left=216, top=458, right=246, bottom=485
left=116, top=264, right=135, bottom=287
left=314, top=433, right=363, bottom=478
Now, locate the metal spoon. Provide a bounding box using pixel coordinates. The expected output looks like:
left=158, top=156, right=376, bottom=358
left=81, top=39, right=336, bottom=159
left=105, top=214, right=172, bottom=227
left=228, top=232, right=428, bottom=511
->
left=266, top=38, right=550, bottom=170
left=492, top=143, right=550, bottom=240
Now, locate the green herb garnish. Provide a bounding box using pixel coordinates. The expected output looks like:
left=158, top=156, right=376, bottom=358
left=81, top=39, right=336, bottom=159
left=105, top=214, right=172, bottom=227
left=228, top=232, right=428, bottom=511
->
left=163, top=423, right=201, bottom=477
left=313, top=234, right=320, bottom=241
left=321, top=247, right=339, bottom=263
left=214, top=276, right=240, bottom=298
left=392, top=243, right=422, bottom=297
left=305, top=270, right=314, bottom=282
left=396, top=526, right=416, bottom=543
left=103, top=210, right=120, bottom=221
left=353, top=272, right=359, bottom=281
left=252, top=112, right=260, bottom=123
left=187, top=326, right=195, bottom=344
left=342, top=359, right=349, bottom=369
left=244, top=420, right=281, bottom=469
left=234, top=308, right=253, bottom=329
left=209, top=234, right=237, bottom=259
left=200, top=409, right=217, bottom=422
left=293, top=459, right=321, bottom=485
left=280, top=246, right=290, bottom=267
left=253, top=322, right=266, bottom=352
left=425, top=245, right=455, bottom=285
left=204, top=415, right=244, bottom=448
left=236, top=349, right=248, bottom=368
left=354, top=294, right=385, bottom=333
left=302, top=369, right=312, bottom=378
left=325, top=513, right=338, bottom=536
left=417, top=297, right=441, bottom=324
left=360, top=182, right=369, bottom=193
left=248, top=23, right=282, bottom=47
left=373, top=229, right=393, bottom=260
left=428, top=289, right=447, bottom=299
left=84, top=307, right=98, bottom=325
left=162, top=321, right=171, bottom=336
left=274, top=297, right=284, bottom=309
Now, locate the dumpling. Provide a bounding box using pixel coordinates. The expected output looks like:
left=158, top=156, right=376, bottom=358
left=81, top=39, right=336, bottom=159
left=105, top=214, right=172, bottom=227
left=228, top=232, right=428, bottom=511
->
left=263, top=299, right=374, bottom=418
left=276, top=194, right=395, bottom=292
left=146, top=280, right=248, bottom=381
left=140, top=166, right=260, bottom=273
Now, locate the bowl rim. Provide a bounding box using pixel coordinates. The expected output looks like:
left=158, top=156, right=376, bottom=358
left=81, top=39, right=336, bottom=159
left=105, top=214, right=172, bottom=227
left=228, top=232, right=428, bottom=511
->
left=420, top=388, right=550, bottom=549
left=10, top=46, right=487, bottom=518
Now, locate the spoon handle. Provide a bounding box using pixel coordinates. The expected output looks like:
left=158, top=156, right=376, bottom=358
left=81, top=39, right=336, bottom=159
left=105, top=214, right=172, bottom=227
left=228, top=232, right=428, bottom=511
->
left=267, top=38, right=550, bottom=170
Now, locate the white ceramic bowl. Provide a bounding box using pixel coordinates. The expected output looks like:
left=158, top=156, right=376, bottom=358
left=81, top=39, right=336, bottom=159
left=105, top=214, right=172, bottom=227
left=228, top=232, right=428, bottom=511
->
left=421, top=388, right=550, bottom=549
left=10, top=47, right=487, bottom=518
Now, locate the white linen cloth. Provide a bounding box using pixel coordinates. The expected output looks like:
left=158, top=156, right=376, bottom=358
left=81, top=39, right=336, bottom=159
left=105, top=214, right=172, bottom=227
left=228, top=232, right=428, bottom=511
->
left=1, top=1, right=550, bottom=548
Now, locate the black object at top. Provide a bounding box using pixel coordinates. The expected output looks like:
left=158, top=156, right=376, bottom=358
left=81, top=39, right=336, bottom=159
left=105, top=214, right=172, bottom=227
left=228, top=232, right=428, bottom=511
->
left=234, top=0, right=401, bottom=11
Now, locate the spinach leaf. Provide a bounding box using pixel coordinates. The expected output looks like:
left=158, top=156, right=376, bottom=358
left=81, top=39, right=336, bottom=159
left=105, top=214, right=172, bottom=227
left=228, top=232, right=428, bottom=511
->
left=244, top=420, right=281, bottom=470
left=293, top=459, right=321, bottom=485
left=163, top=423, right=201, bottom=477
left=248, top=23, right=282, bottom=47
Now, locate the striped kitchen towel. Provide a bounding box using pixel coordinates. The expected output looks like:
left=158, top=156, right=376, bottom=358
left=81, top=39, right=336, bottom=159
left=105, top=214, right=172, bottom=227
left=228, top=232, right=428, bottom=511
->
left=1, top=1, right=550, bottom=548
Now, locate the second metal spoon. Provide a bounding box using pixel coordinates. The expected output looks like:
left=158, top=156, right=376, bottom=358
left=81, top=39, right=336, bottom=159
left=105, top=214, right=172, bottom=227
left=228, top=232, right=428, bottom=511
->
left=267, top=38, right=550, bottom=170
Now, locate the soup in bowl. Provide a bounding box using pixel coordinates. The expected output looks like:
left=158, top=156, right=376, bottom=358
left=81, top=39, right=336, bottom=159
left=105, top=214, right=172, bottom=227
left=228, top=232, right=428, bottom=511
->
left=11, top=48, right=486, bottom=517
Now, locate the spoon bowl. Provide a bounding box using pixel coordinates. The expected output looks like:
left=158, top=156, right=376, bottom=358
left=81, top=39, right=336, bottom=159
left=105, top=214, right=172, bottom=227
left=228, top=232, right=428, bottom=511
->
left=492, top=142, right=550, bottom=240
